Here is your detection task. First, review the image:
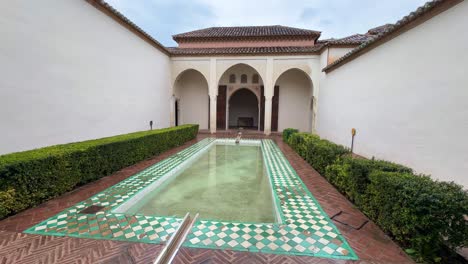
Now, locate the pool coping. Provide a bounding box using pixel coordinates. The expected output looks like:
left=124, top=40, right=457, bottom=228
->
left=24, top=138, right=358, bottom=260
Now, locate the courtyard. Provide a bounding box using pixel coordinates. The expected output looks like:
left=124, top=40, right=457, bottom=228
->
left=1, top=0, right=467, bottom=263
left=0, top=132, right=412, bottom=263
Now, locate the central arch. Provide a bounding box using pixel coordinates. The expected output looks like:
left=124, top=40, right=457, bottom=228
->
left=228, top=88, right=259, bottom=129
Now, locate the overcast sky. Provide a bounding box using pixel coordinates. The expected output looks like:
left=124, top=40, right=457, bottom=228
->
left=106, top=0, right=428, bottom=46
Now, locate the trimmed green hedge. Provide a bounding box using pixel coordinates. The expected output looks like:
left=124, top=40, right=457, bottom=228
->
left=0, top=124, right=198, bottom=219
left=325, top=156, right=412, bottom=207
left=282, top=128, right=299, bottom=142
left=287, top=132, right=349, bottom=174
left=283, top=128, right=468, bottom=263
left=364, top=171, right=467, bottom=262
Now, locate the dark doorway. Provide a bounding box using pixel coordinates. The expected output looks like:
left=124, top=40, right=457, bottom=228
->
left=260, top=86, right=265, bottom=131
left=217, top=85, right=227, bottom=129
left=175, top=100, right=179, bottom=126
left=228, top=88, right=259, bottom=130
left=271, top=85, right=279, bottom=132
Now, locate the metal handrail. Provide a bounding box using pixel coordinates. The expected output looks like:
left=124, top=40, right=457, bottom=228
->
left=153, top=212, right=199, bottom=264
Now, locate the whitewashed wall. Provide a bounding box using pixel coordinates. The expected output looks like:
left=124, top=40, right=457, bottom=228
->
left=174, top=70, right=209, bottom=129
left=327, top=47, right=355, bottom=65
left=276, top=69, right=312, bottom=132
left=0, top=0, right=171, bottom=154
left=317, top=1, right=468, bottom=187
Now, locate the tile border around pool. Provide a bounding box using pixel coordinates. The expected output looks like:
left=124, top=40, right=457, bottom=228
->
left=24, top=138, right=358, bottom=260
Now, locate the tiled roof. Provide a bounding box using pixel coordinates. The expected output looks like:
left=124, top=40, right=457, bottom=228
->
left=318, top=34, right=375, bottom=46
left=173, top=26, right=321, bottom=42
left=167, top=45, right=325, bottom=56
left=367, top=24, right=394, bottom=35
left=317, top=23, right=395, bottom=46
left=323, top=0, right=459, bottom=73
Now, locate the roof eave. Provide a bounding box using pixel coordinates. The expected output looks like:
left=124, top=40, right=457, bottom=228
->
left=172, top=34, right=320, bottom=44
left=169, top=51, right=321, bottom=57
left=323, top=0, right=462, bottom=73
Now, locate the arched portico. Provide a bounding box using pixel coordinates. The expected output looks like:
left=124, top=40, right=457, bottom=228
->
left=170, top=57, right=320, bottom=134
left=172, top=69, right=209, bottom=129
left=274, top=68, right=314, bottom=132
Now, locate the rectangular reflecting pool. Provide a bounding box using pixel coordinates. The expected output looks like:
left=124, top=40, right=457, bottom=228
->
left=123, top=144, right=276, bottom=223
left=25, top=138, right=358, bottom=260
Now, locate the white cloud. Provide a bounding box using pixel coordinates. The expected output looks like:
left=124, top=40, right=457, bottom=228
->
left=106, top=0, right=428, bottom=45
left=199, top=0, right=428, bottom=38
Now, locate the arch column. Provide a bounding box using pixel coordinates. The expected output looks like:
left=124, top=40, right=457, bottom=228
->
left=263, top=58, right=274, bottom=135
left=264, top=96, right=273, bottom=135
left=209, top=95, right=217, bottom=133
left=209, top=58, right=217, bottom=133
left=258, top=102, right=261, bottom=131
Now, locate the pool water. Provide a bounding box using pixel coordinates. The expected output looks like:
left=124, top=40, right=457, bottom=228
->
left=125, top=144, right=276, bottom=223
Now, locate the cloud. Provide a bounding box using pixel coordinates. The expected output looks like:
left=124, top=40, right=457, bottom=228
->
left=319, top=19, right=333, bottom=27
left=106, top=0, right=428, bottom=46
left=300, top=8, right=319, bottom=21
left=106, top=0, right=215, bottom=46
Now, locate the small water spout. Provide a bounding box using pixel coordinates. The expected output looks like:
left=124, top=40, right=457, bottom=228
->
left=235, top=131, right=242, bottom=144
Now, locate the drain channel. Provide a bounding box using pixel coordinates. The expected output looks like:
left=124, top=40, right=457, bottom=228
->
left=153, top=212, right=199, bottom=264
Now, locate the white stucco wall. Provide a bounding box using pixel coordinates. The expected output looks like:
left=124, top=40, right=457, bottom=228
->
left=0, top=0, right=171, bottom=155
left=276, top=70, right=312, bottom=132
left=219, top=64, right=264, bottom=85
left=317, top=1, right=468, bottom=187
left=327, top=47, right=355, bottom=65
left=174, top=70, right=209, bottom=129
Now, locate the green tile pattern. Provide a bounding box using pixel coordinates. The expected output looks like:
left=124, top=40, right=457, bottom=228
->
left=24, top=138, right=357, bottom=260
left=183, top=140, right=357, bottom=259
left=24, top=138, right=216, bottom=243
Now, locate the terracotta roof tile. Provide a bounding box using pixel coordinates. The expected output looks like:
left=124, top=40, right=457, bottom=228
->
left=367, top=23, right=394, bottom=35
left=167, top=45, right=324, bottom=56
left=173, top=25, right=321, bottom=41
left=318, top=34, right=375, bottom=46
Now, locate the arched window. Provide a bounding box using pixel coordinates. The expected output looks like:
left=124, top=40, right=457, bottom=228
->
left=252, top=74, right=259, bottom=84
left=241, top=74, right=248, bottom=83
left=229, top=74, right=236, bottom=83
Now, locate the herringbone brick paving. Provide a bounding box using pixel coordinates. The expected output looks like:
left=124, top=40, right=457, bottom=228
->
left=0, top=132, right=413, bottom=263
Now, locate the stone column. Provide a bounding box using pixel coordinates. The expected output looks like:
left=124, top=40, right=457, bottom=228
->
left=258, top=102, right=261, bottom=131
left=263, top=58, right=274, bottom=135
left=209, top=95, right=217, bottom=133
left=208, top=58, right=217, bottom=134
left=264, top=96, right=273, bottom=135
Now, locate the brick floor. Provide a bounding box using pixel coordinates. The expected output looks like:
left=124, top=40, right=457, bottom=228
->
left=0, top=133, right=413, bottom=263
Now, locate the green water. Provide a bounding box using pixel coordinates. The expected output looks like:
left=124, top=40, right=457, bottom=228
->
left=126, top=144, right=276, bottom=223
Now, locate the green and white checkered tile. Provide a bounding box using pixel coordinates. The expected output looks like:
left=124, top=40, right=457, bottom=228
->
left=183, top=139, right=357, bottom=260
left=25, top=138, right=216, bottom=244
left=24, top=138, right=357, bottom=260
